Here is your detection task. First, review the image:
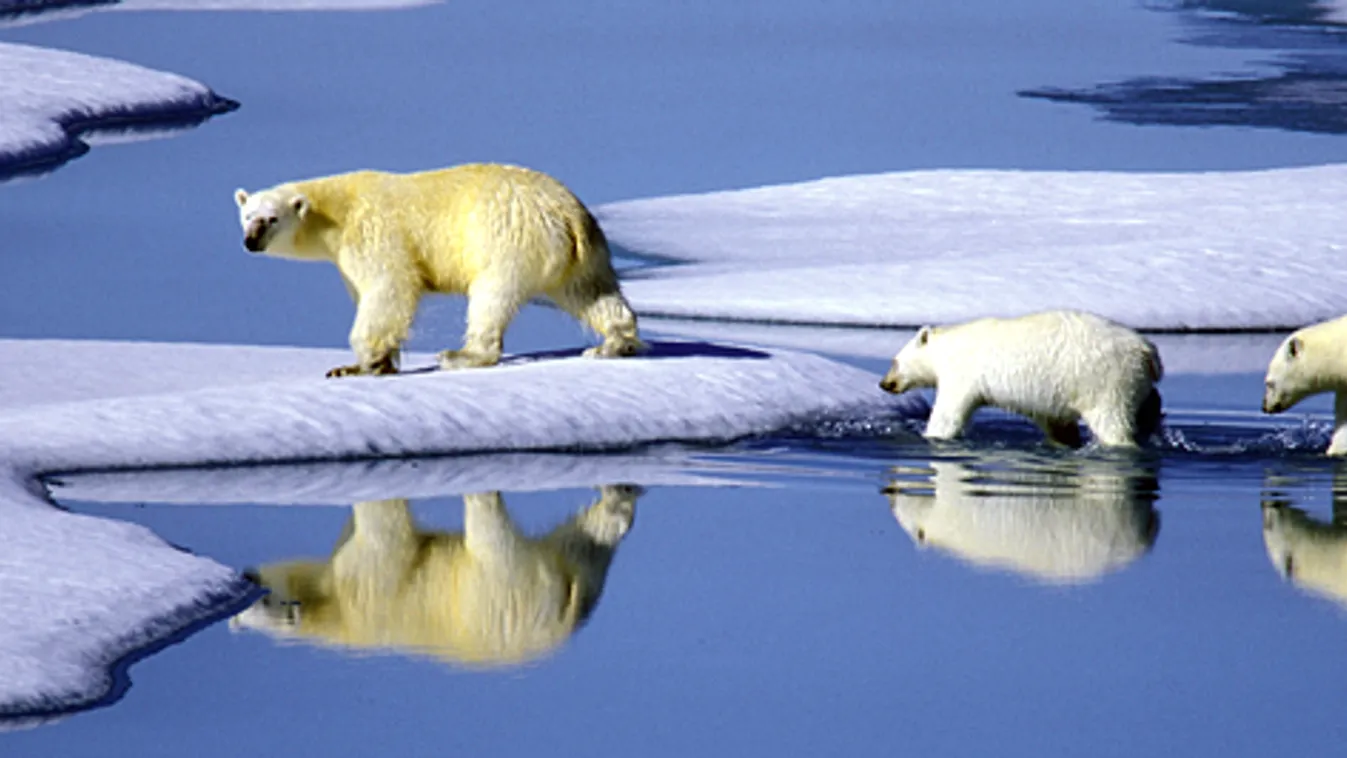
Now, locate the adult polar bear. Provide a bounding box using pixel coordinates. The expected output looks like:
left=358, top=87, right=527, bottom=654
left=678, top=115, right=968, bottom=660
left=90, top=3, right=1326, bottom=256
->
left=234, top=164, right=645, bottom=377
left=881, top=310, right=1164, bottom=448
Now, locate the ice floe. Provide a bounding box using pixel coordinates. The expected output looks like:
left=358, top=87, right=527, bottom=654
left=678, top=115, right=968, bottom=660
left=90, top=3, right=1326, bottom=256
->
left=0, top=42, right=236, bottom=179
left=0, top=340, right=892, bottom=478
left=0, top=474, right=249, bottom=721
left=600, top=165, right=1347, bottom=334
left=0, top=336, right=893, bottom=721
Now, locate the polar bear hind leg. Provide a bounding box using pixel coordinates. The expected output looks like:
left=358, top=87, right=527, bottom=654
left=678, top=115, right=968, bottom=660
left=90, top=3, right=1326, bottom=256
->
left=548, top=277, right=646, bottom=359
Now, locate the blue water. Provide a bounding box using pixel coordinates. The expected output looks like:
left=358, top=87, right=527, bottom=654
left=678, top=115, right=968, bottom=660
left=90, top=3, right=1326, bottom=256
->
left=6, top=0, right=1347, bottom=755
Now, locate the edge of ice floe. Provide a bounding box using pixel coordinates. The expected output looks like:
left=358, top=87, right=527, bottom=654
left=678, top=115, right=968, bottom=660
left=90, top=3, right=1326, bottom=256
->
left=0, top=340, right=895, bottom=478
left=48, top=448, right=771, bottom=505
left=0, top=471, right=255, bottom=723
left=0, top=42, right=238, bottom=180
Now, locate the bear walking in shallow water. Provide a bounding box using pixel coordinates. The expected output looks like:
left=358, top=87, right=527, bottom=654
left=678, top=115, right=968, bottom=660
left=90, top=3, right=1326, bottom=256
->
left=1262, top=314, right=1347, bottom=456
left=880, top=309, right=1164, bottom=448
left=234, top=163, right=646, bottom=377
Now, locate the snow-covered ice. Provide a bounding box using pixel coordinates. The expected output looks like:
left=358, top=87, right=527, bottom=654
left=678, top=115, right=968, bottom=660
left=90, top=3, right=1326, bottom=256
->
left=0, top=42, right=236, bottom=179
left=0, top=340, right=893, bottom=477
left=600, top=165, right=1347, bottom=334
left=0, top=337, right=894, bottom=719
left=0, top=473, right=249, bottom=720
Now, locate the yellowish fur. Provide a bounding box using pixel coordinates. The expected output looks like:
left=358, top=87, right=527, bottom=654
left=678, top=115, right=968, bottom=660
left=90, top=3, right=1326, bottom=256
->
left=1263, top=314, right=1347, bottom=456
left=230, top=485, right=639, bottom=667
left=234, top=164, right=645, bottom=376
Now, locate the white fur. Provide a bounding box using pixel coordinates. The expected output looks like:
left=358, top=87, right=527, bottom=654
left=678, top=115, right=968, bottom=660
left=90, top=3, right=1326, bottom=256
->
left=1262, top=314, right=1347, bottom=455
left=234, top=164, right=645, bottom=377
left=887, top=456, right=1159, bottom=583
left=881, top=309, right=1163, bottom=447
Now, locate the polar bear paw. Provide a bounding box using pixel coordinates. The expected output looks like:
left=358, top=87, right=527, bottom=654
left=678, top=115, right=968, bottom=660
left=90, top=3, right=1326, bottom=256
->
left=326, top=354, right=398, bottom=378
left=438, top=349, right=500, bottom=370
left=583, top=339, right=646, bottom=359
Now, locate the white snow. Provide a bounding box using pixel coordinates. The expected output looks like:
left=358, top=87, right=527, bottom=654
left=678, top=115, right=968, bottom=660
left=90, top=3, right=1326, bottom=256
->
left=599, top=165, right=1347, bottom=334
left=0, top=42, right=234, bottom=177
left=0, top=473, right=247, bottom=720
left=0, top=340, right=891, bottom=478
left=0, top=338, right=892, bottom=717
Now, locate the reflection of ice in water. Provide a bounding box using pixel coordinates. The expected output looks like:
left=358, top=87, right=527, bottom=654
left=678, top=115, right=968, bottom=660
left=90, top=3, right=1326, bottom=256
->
left=232, top=485, right=639, bottom=667
left=886, top=453, right=1161, bottom=584
left=1262, top=470, right=1347, bottom=608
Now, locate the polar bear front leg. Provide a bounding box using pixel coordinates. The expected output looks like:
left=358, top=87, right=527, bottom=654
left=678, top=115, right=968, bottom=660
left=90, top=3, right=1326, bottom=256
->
left=328, top=282, right=418, bottom=378
left=1328, top=392, right=1347, bottom=456
left=440, top=282, right=524, bottom=370
left=924, top=388, right=978, bottom=441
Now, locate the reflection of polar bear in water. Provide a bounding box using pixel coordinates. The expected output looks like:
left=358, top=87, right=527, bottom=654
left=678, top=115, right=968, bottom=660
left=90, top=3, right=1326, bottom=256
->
left=231, top=485, right=639, bottom=666
left=1262, top=481, right=1347, bottom=608
left=885, top=456, right=1160, bottom=583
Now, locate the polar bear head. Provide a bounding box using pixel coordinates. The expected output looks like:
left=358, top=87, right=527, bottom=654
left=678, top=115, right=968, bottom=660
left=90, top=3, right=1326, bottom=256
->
left=233, top=185, right=314, bottom=259
left=880, top=326, right=939, bottom=395
left=1263, top=331, right=1320, bottom=414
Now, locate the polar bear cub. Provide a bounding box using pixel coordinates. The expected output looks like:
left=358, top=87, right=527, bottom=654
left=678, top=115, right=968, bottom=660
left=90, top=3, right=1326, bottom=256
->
left=234, top=163, right=645, bottom=377
left=1262, top=314, right=1347, bottom=455
left=880, top=309, right=1164, bottom=448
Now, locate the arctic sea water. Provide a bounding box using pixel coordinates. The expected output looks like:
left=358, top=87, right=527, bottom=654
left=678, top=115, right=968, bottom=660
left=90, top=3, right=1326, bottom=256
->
left=5, top=1, right=1347, bottom=756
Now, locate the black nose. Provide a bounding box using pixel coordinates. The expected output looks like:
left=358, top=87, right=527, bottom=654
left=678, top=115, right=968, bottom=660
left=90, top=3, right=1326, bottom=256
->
left=243, top=235, right=263, bottom=252
left=879, top=378, right=897, bottom=393
left=242, top=568, right=262, bottom=584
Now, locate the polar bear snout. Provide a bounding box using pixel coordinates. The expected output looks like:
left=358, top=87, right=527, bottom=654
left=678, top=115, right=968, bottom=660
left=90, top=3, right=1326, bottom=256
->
left=243, top=217, right=276, bottom=253
left=1262, top=381, right=1287, bottom=414
left=880, top=369, right=907, bottom=394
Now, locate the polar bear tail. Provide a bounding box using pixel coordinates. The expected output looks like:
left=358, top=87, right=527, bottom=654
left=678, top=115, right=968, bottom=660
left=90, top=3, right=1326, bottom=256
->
left=568, top=209, right=612, bottom=271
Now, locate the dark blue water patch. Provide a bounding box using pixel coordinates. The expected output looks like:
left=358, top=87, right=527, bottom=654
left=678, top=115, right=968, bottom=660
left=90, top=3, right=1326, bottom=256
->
left=1022, top=61, right=1347, bottom=134
left=1023, top=0, right=1347, bottom=133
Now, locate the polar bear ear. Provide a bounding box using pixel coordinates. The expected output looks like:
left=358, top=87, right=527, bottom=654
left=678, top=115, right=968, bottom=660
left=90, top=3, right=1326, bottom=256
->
left=1287, top=337, right=1302, bottom=359
left=916, top=326, right=932, bottom=347
left=234, top=188, right=249, bottom=208
left=290, top=194, right=309, bottom=218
